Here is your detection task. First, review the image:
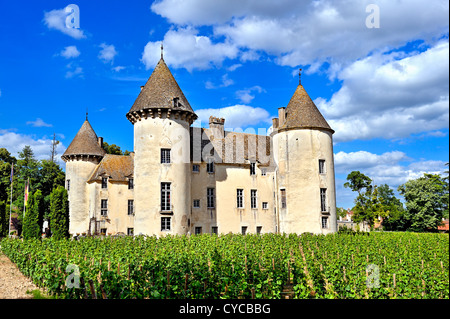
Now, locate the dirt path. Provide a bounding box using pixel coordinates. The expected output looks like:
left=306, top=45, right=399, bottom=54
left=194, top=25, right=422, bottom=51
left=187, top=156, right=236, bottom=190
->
left=0, top=253, right=45, bottom=299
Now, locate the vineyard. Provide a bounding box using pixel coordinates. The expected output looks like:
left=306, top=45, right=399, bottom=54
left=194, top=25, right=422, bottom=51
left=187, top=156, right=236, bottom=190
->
left=0, top=232, right=448, bottom=299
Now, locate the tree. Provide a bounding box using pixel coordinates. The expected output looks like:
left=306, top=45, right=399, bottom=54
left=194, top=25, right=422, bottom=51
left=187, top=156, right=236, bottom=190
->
left=49, top=186, right=69, bottom=239
left=0, top=200, right=7, bottom=238
left=102, top=141, right=130, bottom=155
left=398, top=173, right=448, bottom=232
left=22, top=190, right=44, bottom=239
left=377, top=184, right=406, bottom=231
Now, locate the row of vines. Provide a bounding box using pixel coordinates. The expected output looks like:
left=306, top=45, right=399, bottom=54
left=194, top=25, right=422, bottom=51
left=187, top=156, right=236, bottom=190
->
left=0, top=232, right=448, bottom=299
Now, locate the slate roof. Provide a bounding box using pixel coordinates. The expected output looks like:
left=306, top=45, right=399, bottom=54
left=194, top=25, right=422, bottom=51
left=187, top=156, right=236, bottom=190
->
left=61, top=120, right=106, bottom=160
left=127, top=58, right=196, bottom=119
left=279, top=84, right=334, bottom=133
left=87, top=154, right=134, bottom=183
left=191, top=127, right=272, bottom=165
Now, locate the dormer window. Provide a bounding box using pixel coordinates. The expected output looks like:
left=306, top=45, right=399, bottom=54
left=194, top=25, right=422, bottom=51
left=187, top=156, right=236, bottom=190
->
left=173, top=97, right=179, bottom=108
left=102, top=177, right=108, bottom=189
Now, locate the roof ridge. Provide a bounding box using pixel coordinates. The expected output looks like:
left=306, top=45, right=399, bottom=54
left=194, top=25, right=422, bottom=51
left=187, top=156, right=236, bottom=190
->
left=127, top=58, right=196, bottom=120
left=62, top=120, right=106, bottom=160
left=280, top=84, right=334, bottom=133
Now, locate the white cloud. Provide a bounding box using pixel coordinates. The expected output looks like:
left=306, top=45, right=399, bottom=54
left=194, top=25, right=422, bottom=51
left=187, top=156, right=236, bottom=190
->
left=112, top=66, right=126, bottom=72
left=205, top=74, right=234, bottom=89
left=60, top=45, right=80, bottom=59
left=316, top=40, right=449, bottom=142
left=98, top=43, right=117, bottom=64
left=194, top=104, right=272, bottom=129
left=334, top=150, right=447, bottom=188
left=235, top=86, right=265, bottom=104
left=0, top=130, right=66, bottom=167
left=43, top=8, right=86, bottom=39
left=65, top=64, right=83, bottom=79
left=152, top=0, right=449, bottom=69
left=26, top=118, right=53, bottom=128
left=141, top=27, right=238, bottom=71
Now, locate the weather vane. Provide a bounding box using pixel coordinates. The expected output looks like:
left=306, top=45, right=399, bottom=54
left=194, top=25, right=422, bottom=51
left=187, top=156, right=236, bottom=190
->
left=161, top=42, right=164, bottom=60
left=299, top=68, right=302, bottom=85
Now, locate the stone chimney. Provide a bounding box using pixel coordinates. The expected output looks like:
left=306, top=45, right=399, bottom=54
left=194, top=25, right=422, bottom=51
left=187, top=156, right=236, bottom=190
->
left=209, top=116, right=225, bottom=138
left=98, top=137, right=103, bottom=147
left=278, top=107, right=286, bottom=126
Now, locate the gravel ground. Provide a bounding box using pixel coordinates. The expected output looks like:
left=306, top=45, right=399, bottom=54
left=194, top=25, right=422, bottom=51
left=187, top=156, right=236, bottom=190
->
left=0, top=253, right=45, bottom=299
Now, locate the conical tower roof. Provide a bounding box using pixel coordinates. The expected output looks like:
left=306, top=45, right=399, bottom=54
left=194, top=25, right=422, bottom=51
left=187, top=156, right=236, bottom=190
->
left=280, top=84, right=334, bottom=134
left=126, top=58, right=197, bottom=123
left=61, top=119, right=106, bottom=161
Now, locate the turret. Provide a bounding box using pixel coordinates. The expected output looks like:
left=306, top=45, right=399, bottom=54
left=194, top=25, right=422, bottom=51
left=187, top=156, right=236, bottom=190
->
left=272, top=73, right=337, bottom=234
left=61, top=118, right=106, bottom=235
left=126, top=54, right=197, bottom=236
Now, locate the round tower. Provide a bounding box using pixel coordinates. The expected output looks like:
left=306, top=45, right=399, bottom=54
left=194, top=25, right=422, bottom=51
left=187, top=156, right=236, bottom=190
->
left=126, top=56, right=197, bottom=236
left=272, top=76, right=337, bottom=234
left=61, top=118, right=106, bottom=235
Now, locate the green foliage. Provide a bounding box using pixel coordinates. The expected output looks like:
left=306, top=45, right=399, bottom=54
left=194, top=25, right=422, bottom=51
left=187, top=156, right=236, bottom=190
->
left=49, top=186, right=69, bottom=239
left=1, top=233, right=448, bottom=299
left=102, top=142, right=130, bottom=155
left=22, top=190, right=44, bottom=239
left=0, top=200, right=8, bottom=238
left=398, top=173, right=448, bottom=232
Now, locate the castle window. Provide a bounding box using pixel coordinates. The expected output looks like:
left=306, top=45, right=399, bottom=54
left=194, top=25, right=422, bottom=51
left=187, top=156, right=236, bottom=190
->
left=192, top=164, right=200, bottom=173
left=319, top=159, right=326, bottom=174
left=127, top=228, right=134, bottom=236
left=161, top=217, right=171, bottom=231
left=321, top=216, right=329, bottom=229
left=161, top=148, right=171, bottom=164
left=161, top=182, right=171, bottom=211
left=101, top=199, right=108, bottom=216
left=237, top=189, right=244, bottom=208
left=250, top=162, right=256, bottom=176
left=211, top=226, right=218, bottom=235
left=195, top=227, right=202, bottom=235
left=256, top=226, right=262, bottom=234
left=128, top=178, right=134, bottom=190
left=280, top=189, right=286, bottom=208
left=262, top=202, right=268, bottom=210
left=67, top=179, right=70, bottom=191
left=102, top=177, right=108, bottom=189
left=193, top=199, right=200, bottom=208
left=127, top=200, right=134, bottom=215
left=320, top=188, right=327, bottom=212
left=207, top=188, right=215, bottom=208
left=241, top=226, right=247, bottom=235
left=207, top=159, right=214, bottom=173
left=261, top=168, right=267, bottom=176
left=251, top=189, right=257, bottom=209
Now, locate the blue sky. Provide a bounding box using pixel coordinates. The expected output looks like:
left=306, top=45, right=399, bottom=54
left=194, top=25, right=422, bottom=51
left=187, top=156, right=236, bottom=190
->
left=0, top=0, right=448, bottom=208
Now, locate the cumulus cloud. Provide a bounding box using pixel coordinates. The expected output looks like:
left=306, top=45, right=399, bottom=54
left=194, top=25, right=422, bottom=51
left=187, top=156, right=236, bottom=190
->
left=194, top=104, right=272, bottom=129
left=60, top=45, right=80, bottom=59
left=65, top=63, right=83, bottom=79
left=43, top=8, right=86, bottom=39
left=316, top=40, right=449, bottom=142
left=334, top=150, right=447, bottom=188
left=151, top=0, right=448, bottom=69
left=98, top=43, right=118, bottom=64
left=0, top=130, right=66, bottom=167
left=26, top=118, right=53, bottom=128
left=235, top=86, right=265, bottom=104
left=141, top=27, right=238, bottom=71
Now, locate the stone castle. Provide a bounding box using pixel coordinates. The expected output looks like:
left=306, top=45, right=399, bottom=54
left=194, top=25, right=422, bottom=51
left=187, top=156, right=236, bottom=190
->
left=62, top=55, right=337, bottom=236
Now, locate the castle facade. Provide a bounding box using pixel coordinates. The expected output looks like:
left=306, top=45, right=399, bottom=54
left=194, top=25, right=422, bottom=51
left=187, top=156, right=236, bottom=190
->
left=62, top=57, right=337, bottom=236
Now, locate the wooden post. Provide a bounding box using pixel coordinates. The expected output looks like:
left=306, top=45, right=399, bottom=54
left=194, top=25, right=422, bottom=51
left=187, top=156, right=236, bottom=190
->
left=288, top=261, right=291, bottom=284
left=343, top=266, right=347, bottom=282
left=393, top=274, right=396, bottom=288
left=88, top=279, right=97, bottom=299
left=184, top=274, right=189, bottom=296
left=251, top=287, right=255, bottom=299
left=80, top=277, right=89, bottom=299
left=100, top=284, right=108, bottom=299
left=117, top=262, right=120, bottom=275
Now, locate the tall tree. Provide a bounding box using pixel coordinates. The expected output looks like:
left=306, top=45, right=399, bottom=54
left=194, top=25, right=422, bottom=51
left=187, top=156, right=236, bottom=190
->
left=22, top=190, right=44, bottom=239
left=50, top=133, right=60, bottom=163
left=49, top=186, right=69, bottom=239
left=398, top=173, right=448, bottom=232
